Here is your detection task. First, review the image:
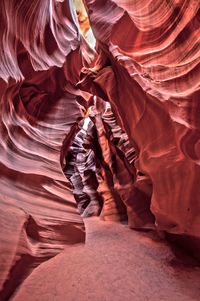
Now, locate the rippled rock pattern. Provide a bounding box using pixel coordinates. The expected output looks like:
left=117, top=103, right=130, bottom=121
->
left=1, top=0, right=200, bottom=298
left=91, top=100, right=153, bottom=227
left=64, top=118, right=102, bottom=217
left=102, top=103, right=136, bottom=167
left=0, top=0, right=93, bottom=298
left=81, top=0, right=200, bottom=237
left=64, top=126, right=91, bottom=215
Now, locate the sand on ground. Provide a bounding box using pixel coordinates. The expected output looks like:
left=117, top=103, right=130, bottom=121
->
left=12, top=217, right=200, bottom=301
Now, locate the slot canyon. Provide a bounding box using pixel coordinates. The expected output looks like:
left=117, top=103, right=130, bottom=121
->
left=1, top=0, right=200, bottom=300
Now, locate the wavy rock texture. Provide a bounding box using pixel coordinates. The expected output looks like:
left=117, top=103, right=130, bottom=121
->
left=64, top=118, right=102, bottom=217
left=64, top=126, right=91, bottom=214
left=81, top=0, right=200, bottom=237
left=0, top=0, right=95, bottom=299
left=98, top=102, right=155, bottom=228
left=0, top=83, right=84, bottom=298
left=91, top=116, right=126, bottom=221
left=90, top=101, right=154, bottom=227
left=64, top=106, right=137, bottom=222
left=1, top=0, right=200, bottom=298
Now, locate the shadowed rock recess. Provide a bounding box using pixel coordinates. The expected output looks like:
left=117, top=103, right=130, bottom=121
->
left=0, top=0, right=200, bottom=300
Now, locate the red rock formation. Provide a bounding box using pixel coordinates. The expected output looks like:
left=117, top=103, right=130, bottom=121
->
left=1, top=0, right=200, bottom=298
left=81, top=0, right=200, bottom=238
left=0, top=1, right=94, bottom=298
left=64, top=117, right=102, bottom=217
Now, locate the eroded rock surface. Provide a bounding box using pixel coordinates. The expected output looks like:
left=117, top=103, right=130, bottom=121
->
left=1, top=0, right=200, bottom=299
left=0, top=1, right=91, bottom=298
left=81, top=0, right=200, bottom=237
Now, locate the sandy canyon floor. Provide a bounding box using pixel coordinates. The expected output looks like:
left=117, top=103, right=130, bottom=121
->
left=12, top=217, right=200, bottom=301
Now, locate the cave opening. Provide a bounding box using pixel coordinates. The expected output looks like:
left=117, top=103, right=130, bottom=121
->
left=73, top=0, right=96, bottom=48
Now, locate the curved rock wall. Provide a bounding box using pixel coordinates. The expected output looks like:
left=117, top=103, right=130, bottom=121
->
left=1, top=0, right=200, bottom=298
left=0, top=1, right=91, bottom=298
left=81, top=0, right=200, bottom=238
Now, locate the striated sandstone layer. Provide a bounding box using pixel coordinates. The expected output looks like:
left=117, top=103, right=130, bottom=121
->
left=1, top=0, right=200, bottom=299
left=0, top=0, right=94, bottom=299
left=81, top=0, right=200, bottom=238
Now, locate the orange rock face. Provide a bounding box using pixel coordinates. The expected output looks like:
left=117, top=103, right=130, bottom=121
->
left=81, top=0, right=200, bottom=236
left=0, top=1, right=90, bottom=298
left=1, top=0, right=200, bottom=298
